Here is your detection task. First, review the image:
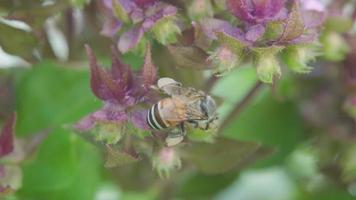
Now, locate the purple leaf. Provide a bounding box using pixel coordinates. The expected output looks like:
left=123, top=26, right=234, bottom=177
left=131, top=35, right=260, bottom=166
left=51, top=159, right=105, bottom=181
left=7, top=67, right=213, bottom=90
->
left=278, top=0, right=305, bottom=43
left=85, top=45, right=114, bottom=101
left=0, top=113, right=15, bottom=157
left=110, top=46, right=132, bottom=91
left=118, top=26, right=144, bottom=53
left=86, top=45, right=133, bottom=103
left=142, top=44, right=157, bottom=87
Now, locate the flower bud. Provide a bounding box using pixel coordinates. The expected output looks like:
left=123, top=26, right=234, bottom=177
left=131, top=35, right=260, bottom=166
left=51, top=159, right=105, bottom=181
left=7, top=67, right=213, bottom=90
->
left=321, top=31, right=350, bottom=62
left=151, top=17, right=181, bottom=45
left=283, top=44, right=320, bottom=74
left=152, top=147, right=181, bottom=178
left=208, top=45, right=241, bottom=76
left=94, top=123, right=125, bottom=145
left=253, top=46, right=284, bottom=84
left=187, top=0, right=214, bottom=21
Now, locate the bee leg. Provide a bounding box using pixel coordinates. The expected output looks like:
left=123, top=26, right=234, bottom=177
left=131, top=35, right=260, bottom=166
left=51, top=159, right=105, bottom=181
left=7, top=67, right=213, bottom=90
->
left=187, top=120, right=199, bottom=129
left=179, top=122, right=186, bottom=136
left=165, top=124, right=185, bottom=146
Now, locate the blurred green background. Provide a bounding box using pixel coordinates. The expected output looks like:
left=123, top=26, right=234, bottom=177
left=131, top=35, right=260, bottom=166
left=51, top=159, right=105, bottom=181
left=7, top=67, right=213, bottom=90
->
left=1, top=0, right=356, bottom=200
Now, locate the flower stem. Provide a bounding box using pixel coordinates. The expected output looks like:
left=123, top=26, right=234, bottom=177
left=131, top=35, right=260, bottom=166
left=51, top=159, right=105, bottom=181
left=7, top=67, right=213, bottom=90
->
left=218, top=81, right=263, bottom=133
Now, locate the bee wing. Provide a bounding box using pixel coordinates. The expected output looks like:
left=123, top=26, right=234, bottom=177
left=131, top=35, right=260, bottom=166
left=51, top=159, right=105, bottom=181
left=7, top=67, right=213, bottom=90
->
left=177, top=95, right=208, bottom=120
left=159, top=97, right=206, bottom=123
left=157, top=77, right=183, bottom=96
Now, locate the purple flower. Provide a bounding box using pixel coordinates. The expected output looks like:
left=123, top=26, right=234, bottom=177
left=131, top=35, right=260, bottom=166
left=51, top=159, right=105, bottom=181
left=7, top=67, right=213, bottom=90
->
left=101, top=0, right=180, bottom=53
left=75, top=45, right=157, bottom=133
left=133, top=0, right=157, bottom=8
left=227, top=0, right=287, bottom=24
left=300, top=0, right=326, bottom=28
left=195, top=0, right=326, bottom=82
left=227, top=0, right=288, bottom=43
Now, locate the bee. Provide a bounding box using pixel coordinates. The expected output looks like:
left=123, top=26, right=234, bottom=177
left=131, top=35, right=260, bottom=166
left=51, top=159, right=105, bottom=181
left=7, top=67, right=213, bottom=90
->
left=147, top=78, right=218, bottom=146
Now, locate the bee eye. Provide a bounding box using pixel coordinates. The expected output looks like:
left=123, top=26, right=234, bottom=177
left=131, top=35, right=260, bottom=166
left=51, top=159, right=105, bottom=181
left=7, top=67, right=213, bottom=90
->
left=199, top=96, right=216, bottom=119
left=203, top=96, right=217, bottom=116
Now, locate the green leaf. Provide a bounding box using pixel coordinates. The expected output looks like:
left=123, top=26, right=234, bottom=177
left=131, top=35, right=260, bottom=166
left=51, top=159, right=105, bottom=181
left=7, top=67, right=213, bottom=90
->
left=14, top=61, right=100, bottom=136
left=216, top=31, right=245, bottom=55
left=18, top=129, right=102, bottom=200
left=222, top=92, right=304, bottom=165
left=176, top=172, right=237, bottom=199
left=181, top=138, right=272, bottom=174
left=211, top=66, right=258, bottom=121
left=19, top=129, right=78, bottom=192
left=112, top=0, right=130, bottom=23
left=0, top=22, right=37, bottom=61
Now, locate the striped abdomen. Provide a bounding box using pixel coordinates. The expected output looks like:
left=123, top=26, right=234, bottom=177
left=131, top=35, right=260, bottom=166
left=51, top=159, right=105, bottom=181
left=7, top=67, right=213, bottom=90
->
left=147, top=102, right=169, bottom=130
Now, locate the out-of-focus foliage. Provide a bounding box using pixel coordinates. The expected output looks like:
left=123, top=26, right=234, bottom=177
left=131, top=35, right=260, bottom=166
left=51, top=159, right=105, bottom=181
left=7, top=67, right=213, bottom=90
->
left=0, top=0, right=356, bottom=199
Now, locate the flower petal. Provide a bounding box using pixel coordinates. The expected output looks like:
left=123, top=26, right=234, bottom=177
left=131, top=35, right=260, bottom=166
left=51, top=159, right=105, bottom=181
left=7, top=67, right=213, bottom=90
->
left=227, top=0, right=254, bottom=23
left=252, top=0, right=285, bottom=18
left=300, top=0, right=326, bottom=28
left=130, top=110, right=150, bottom=130
left=142, top=4, right=177, bottom=31
left=245, top=24, right=265, bottom=42
left=133, top=0, right=157, bottom=8
left=101, top=17, right=122, bottom=37
left=74, top=115, right=96, bottom=132
left=198, top=18, right=234, bottom=40
left=0, top=113, right=15, bottom=157
left=118, top=26, right=144, bottom=53
left=228, top=0, right=286, bottom=24
left=75, top=105, right=128, bottom=133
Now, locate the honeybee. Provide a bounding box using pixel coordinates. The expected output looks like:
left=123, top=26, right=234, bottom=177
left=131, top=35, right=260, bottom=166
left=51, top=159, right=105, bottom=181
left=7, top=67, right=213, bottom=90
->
left=147, top=78, right=218, bottom=146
